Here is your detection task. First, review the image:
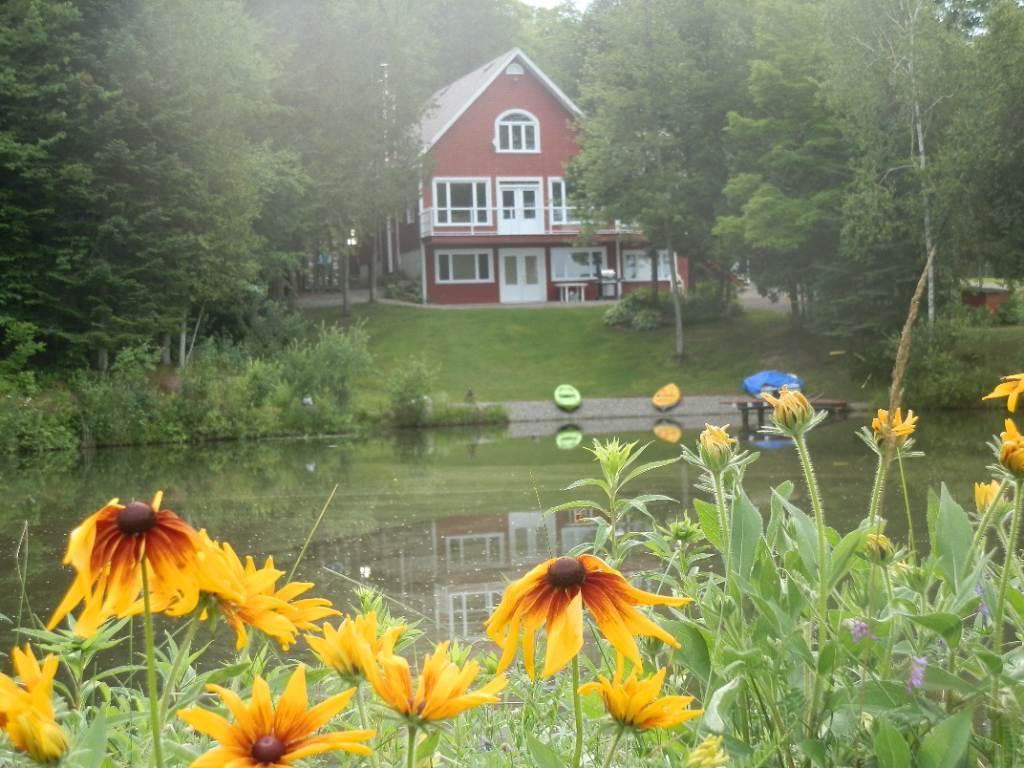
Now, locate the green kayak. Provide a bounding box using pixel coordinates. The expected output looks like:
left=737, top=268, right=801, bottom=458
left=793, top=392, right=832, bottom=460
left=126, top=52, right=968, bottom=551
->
left=556, top=425, right=584, bottom=450
left=553, top=384, right=582, bottom=412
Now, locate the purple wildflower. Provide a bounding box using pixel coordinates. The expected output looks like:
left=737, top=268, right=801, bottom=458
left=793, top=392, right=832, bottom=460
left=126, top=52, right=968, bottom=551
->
left=908, top=656, right=927, bottom=692
left=844, top=618, right=873, bottom=642
left=976, top=583, right=990, bottom=622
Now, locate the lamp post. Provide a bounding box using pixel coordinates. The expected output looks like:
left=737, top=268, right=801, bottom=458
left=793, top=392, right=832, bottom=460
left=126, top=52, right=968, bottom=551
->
left=342, top=228, right=357, bottom=316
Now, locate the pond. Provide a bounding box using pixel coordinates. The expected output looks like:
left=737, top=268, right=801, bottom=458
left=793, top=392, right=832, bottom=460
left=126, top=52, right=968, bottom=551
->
left=0, top=409, right=1003, bottom=649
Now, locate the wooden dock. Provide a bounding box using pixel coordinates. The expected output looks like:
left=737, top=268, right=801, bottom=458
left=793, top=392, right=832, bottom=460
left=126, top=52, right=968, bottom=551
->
left=723, top=398, right=850, bottom=431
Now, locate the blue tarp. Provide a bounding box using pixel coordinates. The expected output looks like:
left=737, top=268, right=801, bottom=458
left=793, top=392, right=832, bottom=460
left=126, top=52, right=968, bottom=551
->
left=742, top=370, right=803, bottom=397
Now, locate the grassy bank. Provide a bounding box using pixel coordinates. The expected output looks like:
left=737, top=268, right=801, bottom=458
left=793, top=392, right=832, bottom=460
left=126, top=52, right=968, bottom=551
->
left=310, top=304, right=880, bottom=406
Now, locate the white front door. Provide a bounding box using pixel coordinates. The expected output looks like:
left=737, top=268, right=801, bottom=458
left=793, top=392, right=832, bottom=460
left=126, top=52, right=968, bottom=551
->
left=499, top=248, right=546, bottom=303
left=497, top=183, right=543, bottom=235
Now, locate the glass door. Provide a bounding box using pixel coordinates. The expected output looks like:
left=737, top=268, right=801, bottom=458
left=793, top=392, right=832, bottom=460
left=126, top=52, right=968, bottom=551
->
left=499, top=249, right=546, bottom=303
left=497, top=183, right=542, bottom=235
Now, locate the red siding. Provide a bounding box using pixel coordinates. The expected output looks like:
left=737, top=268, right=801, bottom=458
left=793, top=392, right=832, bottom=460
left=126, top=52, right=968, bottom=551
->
left=425, top=246, right=500, bottom=304
left=424, top=68, right=577, bottom=208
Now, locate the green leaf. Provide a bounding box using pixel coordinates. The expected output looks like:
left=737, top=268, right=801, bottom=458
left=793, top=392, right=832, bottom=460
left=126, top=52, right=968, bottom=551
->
left=729, top=489, right=762, bottom=580
left=694, top=498, right=722, bottom=551
left=873, top=719, right=911, bottom=768
left=771, top=487, right=815, bottom=566
left=665, top=619, right=711, bottom=684
left=918, top=710, right=972, bottom=768
left=829, top=527, right=866, bottom=589
left=416, top=730, right=441, bottom=763
left=922, top=666, right=977, bottom=696
left=817, top=640, right=838, bottom=676
left=798, top=739, right=827, bottom=767
left=907, top=612, right=963, bottom=650
left=935, top=484, right=972, bottom=589
left=75, top=713, right=108, bottom=768
left=620, top=456, right=681, bottom=488
left=526, top=733, right=564, bottom=768
left=703, top=677, right=742, bottom=734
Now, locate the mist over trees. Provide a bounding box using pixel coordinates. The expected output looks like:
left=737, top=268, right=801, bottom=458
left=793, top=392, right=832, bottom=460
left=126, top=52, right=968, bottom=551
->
left=2, top=0, right=1023, bottom=370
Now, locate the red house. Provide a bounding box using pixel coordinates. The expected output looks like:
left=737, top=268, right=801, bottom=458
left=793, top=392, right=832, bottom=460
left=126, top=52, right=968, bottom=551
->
left=413, top=49, right=687, bottom=305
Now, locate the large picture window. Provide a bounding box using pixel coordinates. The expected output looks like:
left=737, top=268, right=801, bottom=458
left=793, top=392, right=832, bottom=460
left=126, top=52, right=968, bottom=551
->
left=548, top=177, right=578, bottom=224
left=494, top=110, right=539, bottom=153
left=434, top=179, right=490, bottom=225
left=435, top=250, right=493, bottom=284
left=622, top=249, right=673, bottom=281
left=551, top=247, right=606, bottom=281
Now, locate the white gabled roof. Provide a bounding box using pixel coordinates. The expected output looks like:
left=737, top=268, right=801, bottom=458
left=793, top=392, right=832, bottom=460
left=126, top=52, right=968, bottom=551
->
left=419, top=48, right=581, bottom=151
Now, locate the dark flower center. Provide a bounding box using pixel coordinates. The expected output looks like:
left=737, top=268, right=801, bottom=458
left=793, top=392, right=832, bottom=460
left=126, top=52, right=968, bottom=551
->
left=251, top=735, right=286, bottom=764
left=547, top=557, right=586, bottom=589
left=116, top=502, right=157, bottom=535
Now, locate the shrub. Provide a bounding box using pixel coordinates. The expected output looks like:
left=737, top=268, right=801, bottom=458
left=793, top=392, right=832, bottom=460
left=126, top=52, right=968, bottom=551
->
left=72, top=344, right=171, bottom=446
left=896, top=312, right=1012, bottom=409
left=997, top=289, right=1024, bottom=325
left=0, top=382, right=77, bottom=455
left=386, top=356, right=438, bottom=427
left=604, top=284, right=733, bottom=330
left=630, top=307, right=663, bottom=331
left=380, top=272, right=423, bottom=303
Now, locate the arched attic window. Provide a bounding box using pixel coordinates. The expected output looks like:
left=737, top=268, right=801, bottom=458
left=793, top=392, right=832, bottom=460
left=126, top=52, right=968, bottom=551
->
left=494, top=109, right=540, bottom=153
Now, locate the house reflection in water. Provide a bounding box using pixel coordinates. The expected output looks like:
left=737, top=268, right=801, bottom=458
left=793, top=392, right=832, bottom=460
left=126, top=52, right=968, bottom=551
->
left=303, top=509, right=632, bottom=642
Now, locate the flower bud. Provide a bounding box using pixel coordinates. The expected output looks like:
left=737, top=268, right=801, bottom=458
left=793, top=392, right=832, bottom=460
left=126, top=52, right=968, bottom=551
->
left=871, top=408, right=917, bottom=448
left=864, top=532, right=894, bottom=564
left=698, top=424, right=736, bottom=472
left=760, top=386, right=815, bottom=435
left=974, top=480, right=1001, bottom=515
left=1000, top=419, right=1024, bottom=477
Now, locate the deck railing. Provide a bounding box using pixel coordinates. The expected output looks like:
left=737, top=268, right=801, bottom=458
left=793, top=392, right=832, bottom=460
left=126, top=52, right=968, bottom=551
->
left=419, top=206, right=641, bottom=239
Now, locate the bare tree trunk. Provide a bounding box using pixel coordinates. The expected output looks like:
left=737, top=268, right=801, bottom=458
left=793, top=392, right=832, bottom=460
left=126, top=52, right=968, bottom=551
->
left=369, top=226, right=380, bottom=303
left=889, top=244, right=935, bottom=412
left=905, top=0, right=935, bottom=329
left=185, top=307, right=204, bottom=368
left=96, top=347, right=108, bottom=372
left=649, top=248, right=659, bottom=299
left=178, top=313, right=187, bottom=369
left=667, top=242, right=684, bottom=361
left=914, top=97, right=936, bottom=330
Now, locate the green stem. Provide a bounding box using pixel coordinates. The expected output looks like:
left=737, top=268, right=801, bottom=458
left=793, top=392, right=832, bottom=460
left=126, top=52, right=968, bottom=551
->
left=794, top=433, right=829, bottom=737
left=992, top=480, right=1024, bottom=659
left=896, top=450, right=915, bottom=557
left=406, top=723, right=417, bottom=768
left=141, top=557, right=164, bottom=768
left=287, top=484, right=338, bottom=582
left=601, top=726, right=626, bottom=768
left=571, top=655, right=584, bottom=768
left=867, top=449, right=888, bottom=527
left=967, top=478, right=1008, bottom=566
left=157, top=613, right=200, bottom=721
left=357, top=685, right=380, bottom=768
left=713, top=470, right=729, bottom=554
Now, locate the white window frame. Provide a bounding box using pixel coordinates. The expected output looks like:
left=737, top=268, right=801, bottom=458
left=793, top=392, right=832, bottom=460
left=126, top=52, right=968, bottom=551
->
left=494, top=109, right=540, bottom=154
left=433, top=177, right=491, bottom=227
left=622, top=249, right=674, bottom=282
left=551, top=247, right=606, bottom=282
left=548, top=177, right=579, bottom=225
left=434, top=248, right=494, bottom=284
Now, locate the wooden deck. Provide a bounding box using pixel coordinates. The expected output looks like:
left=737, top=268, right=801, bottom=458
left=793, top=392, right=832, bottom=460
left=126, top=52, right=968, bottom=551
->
left=723, top=398, right=850, bottom=431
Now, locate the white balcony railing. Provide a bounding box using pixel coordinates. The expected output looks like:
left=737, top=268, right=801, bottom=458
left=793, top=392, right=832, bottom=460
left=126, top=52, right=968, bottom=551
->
left=419, top=206, right=640, bottom=239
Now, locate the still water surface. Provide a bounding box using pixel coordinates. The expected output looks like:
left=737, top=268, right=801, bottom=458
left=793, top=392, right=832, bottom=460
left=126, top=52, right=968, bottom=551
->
left=0, top=411, right=1001, bottom=648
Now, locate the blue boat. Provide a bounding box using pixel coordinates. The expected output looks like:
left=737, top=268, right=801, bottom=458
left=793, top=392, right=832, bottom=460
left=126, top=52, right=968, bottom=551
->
left=742, top=370, right=803, bottom=397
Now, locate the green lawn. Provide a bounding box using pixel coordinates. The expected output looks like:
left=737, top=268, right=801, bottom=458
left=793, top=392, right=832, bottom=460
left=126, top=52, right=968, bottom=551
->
left=308, top=304, right=880, bottom=406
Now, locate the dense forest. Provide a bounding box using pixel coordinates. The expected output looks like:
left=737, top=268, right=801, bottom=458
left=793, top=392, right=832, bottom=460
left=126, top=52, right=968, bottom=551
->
left=1, top=0, right=1023, bottom=371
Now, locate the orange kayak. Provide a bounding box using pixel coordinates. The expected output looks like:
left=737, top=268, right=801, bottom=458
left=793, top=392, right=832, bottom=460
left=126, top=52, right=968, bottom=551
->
left=652, top=383, right=682, bottom=412
left=653, top=420, right=683, bottom=444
